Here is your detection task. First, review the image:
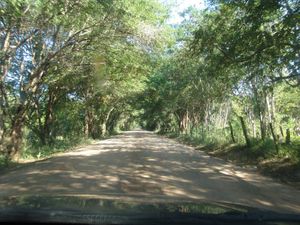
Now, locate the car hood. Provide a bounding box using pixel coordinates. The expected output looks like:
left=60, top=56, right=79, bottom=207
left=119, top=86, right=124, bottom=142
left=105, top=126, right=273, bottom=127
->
left=0, top=195, right=299, bottom=224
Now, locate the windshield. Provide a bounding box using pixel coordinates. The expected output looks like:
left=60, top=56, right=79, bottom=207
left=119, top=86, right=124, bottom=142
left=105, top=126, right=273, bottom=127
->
left=0, top=0, right=300, bottom=224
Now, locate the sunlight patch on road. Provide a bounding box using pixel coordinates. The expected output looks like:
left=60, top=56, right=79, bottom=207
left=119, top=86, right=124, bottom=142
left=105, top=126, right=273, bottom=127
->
left=139, top=174, right=151, bottom=178
left=212, top=164, right=277, bottom=184
left=163, top=186, right=206, bottom=199
left=65, top=149, right=117, bottom=156
left=70, top=183, right=83, bottom=188
left=146, top=158, right=157, bottom=162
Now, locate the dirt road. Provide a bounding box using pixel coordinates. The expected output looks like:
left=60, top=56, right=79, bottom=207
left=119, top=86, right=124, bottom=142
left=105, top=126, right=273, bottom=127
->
left=1, top=130, right=300, bottom=213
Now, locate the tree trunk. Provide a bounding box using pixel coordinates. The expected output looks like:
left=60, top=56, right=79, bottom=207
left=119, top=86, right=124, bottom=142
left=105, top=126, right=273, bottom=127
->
left=84, top=110, right=92, bottom=137
left=280, top=126, right=284, bottom=138
left=270, top=89, right=276, bottom=123
left=222, top=102, right=230, bottom=129
left=0, top=31, right=12, bottom=149
left=7, top=107, right=26, bottom=160
left=240, top=116, right=251, bottom=147
left=0, top=98, right=4, bottom=148
left=229, top=121, right=236, bottom=143
left=278, top=126, right=285, bottom=143
left=184, top=110, right=189, bottom=134
left=178, top=111, right=186, bottom=134
left=259, top=114, right=267, bottom=140
left=43, top=97, right=55, bottom=144
left=255, top=94, right=266, bottom=139
left=84, top=87, right=93, bottom=138
left=251, top=80, right=267, bottom=140
left=266, top=94, right=272, bottom=123
left=107, top=111, right=121, bottom=134
left=101, top=123, right=106, bottom=137
left=252, top=120, right=256, bottom=138
left=101, top=107, right=114, bottom=136
left=269, top=123, right=279, bottom=153
left=249, top=110, right=256, bottom=138
left=286, top=128, right=291, bottom=145
left=6, top=67, right=46, bottom=159
left=0, top=84, right=6, bottom=147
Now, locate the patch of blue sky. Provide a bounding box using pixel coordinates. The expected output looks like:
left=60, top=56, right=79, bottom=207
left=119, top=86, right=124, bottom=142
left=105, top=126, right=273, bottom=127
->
left=164, top=0, right=205, bottom=25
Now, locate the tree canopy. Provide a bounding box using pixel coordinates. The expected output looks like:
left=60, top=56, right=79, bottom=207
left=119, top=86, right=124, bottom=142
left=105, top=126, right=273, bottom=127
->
left=0, top=0, right=299, bottom=163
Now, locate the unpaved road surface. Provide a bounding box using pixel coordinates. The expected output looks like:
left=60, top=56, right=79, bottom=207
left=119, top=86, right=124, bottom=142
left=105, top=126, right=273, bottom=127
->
left=1, top=130, right=300, bottom=213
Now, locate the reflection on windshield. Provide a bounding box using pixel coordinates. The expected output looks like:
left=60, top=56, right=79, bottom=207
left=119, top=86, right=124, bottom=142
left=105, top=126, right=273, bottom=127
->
left=0, top=195, right=232, bottom=215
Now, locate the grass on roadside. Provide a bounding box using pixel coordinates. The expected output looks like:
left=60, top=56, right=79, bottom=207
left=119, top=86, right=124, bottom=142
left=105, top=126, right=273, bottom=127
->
left=21, top=137, right=94, bottom=161
left=1, top=130, right=121, bottom=169
left=0, top=155, right=9, bottom=169
left=163, top=131, right=300, bottom=188
left=0, top=137, right=93, bottom=170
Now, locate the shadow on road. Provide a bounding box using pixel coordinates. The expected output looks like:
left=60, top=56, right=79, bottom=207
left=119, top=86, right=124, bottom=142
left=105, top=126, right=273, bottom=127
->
left=1, top=130, right=300, bottom=213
